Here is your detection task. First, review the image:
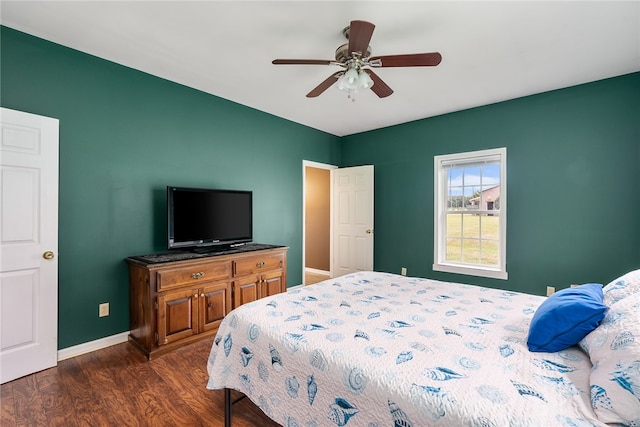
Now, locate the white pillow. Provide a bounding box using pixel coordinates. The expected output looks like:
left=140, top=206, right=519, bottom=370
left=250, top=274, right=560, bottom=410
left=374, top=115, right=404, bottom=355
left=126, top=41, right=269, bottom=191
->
left=579, top=292, right=640, bottom=425
left=602, top=269, right=640, bottom=306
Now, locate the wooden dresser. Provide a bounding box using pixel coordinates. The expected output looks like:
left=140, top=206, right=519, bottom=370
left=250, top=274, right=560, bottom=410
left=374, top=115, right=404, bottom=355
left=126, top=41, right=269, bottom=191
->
left=127, top=244, right=287, bottom=359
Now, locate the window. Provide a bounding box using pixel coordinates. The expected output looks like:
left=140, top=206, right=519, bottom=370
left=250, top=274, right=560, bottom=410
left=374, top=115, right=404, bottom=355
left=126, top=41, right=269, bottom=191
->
left=433, top=147, right=507, bottom=279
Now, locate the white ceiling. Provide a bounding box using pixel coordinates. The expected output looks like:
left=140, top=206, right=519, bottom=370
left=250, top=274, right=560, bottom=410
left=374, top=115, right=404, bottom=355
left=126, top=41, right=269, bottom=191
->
left=2, top=1, right=639, bottom=136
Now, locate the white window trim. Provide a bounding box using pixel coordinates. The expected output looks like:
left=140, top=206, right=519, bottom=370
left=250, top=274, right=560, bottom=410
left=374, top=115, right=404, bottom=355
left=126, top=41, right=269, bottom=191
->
left=433, top=147, right=508, bottom=280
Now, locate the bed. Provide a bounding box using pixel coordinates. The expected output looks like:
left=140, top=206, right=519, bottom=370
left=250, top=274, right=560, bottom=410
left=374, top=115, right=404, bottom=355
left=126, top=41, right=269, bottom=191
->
left=206, top=270, right=640, bottom=426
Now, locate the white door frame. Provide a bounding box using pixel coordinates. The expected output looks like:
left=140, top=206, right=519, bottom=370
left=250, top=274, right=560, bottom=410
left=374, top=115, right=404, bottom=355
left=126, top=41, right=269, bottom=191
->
left=302, top=160, right=337, bottom=286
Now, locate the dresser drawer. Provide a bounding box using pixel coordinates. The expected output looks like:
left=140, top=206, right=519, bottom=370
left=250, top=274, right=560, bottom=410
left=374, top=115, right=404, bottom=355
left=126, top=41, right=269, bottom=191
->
left=233, top=253, right=284, bottom=277
left=156, top=262, right=231, bottom=291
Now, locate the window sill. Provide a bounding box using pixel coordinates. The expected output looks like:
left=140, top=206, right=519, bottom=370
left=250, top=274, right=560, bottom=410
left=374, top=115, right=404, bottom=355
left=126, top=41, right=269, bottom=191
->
left=433, top=263, right=508, bottom=280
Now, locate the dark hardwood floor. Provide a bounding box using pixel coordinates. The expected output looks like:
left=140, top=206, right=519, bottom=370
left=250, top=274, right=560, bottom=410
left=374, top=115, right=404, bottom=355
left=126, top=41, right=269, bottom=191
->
left=1, top=337, right=281, bottom=426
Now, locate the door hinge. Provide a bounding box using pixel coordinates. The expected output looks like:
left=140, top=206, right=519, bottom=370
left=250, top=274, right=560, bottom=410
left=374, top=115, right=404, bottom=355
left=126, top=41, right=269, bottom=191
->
left=155, top=300, right=158, bottom=310
left=154, top=332, right=158, bottom=344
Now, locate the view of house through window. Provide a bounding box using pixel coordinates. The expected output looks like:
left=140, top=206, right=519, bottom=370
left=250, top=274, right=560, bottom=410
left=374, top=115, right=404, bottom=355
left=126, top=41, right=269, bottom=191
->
left=434, top=148, right=507, bottom=279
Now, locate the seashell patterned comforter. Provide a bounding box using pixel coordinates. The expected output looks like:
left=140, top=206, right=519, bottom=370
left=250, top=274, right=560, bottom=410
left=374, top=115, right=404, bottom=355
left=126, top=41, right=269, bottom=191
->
left=207, top=271, right=604, bottom=426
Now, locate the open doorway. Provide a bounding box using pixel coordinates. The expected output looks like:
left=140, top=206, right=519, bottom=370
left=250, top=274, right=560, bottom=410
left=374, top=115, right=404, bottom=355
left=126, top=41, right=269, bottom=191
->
left=303, top=161, right=336, bottom=285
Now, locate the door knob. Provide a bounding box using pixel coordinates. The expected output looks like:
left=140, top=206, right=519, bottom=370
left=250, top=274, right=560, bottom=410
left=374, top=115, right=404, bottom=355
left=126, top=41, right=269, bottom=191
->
left=43, top=251, right=55, bottom=260
left=366, top=229, right=373, bottom=234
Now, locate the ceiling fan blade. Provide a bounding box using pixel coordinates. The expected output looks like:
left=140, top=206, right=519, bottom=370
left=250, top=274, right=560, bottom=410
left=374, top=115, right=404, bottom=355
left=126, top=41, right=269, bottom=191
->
left=369, top=52, right=442, bottom=67
left=364, top=69, right=393, bottom=98
left=272, top=59, right=333, bottom=65
left=306, top=71, right=342, bottom=98
left=348, top=20, right=375, bottom=57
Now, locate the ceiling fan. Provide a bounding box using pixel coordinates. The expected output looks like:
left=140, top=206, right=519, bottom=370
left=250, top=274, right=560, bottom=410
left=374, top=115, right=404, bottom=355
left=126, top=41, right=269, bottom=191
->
left=272, top=20, right=442, bottom=99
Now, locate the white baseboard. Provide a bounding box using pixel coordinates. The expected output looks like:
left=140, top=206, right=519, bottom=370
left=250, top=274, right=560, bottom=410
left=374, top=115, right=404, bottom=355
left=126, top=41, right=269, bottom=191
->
left=287, top=283, right=304, bottom=291
left=57, top=331, right=129, bottom=361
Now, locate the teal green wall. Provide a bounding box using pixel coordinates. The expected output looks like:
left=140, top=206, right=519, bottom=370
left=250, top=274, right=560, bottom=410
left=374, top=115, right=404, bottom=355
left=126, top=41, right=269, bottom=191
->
left=3, top=26, right=639, bottom=350
left=1, top=27, right=340, bottom=349
left=341, top=72, right=640, bottom=295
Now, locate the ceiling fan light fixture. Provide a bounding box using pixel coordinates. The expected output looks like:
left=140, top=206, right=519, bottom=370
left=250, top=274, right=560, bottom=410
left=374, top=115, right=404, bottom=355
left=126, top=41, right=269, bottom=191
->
left=336, top=65, right=374, bottom=100
left=336, top=73, right=358, bottom=102
left=344, top=68, right=359, bottom=85
left=358, top=70, right=374, bottom=89
left=337, top=70, right=357, bottom=91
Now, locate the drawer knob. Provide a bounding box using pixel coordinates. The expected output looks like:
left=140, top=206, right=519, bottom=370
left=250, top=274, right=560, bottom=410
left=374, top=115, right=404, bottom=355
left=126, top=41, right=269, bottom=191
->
left=191, top=272, right=205, bottom=279
left=256, top=261, right=266, bottom=268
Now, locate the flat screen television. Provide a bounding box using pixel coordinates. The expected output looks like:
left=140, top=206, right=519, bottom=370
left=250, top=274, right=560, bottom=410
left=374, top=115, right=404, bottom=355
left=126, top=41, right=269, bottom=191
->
left=167, top=186, right=253, bottom=251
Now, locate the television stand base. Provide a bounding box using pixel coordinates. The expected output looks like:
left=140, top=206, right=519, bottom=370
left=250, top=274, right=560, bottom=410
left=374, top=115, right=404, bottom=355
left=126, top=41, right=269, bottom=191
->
left=127, top=243, right=285, bottom=264
left=193, top=245, right=231, bottom=254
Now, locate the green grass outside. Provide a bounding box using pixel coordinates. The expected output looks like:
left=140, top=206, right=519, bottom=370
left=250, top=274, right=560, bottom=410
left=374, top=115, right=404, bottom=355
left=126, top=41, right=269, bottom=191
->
left=446, top=213, right=500, bottom=266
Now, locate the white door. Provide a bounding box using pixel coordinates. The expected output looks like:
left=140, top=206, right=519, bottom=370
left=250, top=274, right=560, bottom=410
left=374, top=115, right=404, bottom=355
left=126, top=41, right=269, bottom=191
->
left=332, top=165, right=374, bottom=277
left=0, top=107, right=59, bottom=384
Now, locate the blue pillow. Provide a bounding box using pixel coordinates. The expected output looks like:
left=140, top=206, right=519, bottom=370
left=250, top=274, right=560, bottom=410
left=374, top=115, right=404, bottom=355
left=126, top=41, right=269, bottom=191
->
left=527, top=283, right=607, bottom=352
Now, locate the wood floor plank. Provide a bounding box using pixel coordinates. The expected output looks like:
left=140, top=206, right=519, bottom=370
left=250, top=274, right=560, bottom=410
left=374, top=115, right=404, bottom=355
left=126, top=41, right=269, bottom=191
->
left=56, top=356, right=113, bottom=426
left=84, top=345, right=146, bottom=426
left=0, top=381, right=16, bottom=425
left=0, top=338, right=281, bottom=427
left=34, top=366, right=77, bottom=426
left=130, top=355, right=200, bottom=425
left=150, top=340, right=224, bottom=425
left=104, top=344, right=178, bottom=426
left=10, top=374, right=48, bottom=426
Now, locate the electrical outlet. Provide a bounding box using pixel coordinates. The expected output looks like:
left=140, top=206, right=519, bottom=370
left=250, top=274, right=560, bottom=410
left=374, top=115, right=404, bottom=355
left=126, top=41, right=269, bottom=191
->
left=99, top=302, right=109, bottom=317
left=570, top=284, right=579, bottom=288
left=401, top=267, right=407, bottom=276
left=546, top=286, right=555, bottom=297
